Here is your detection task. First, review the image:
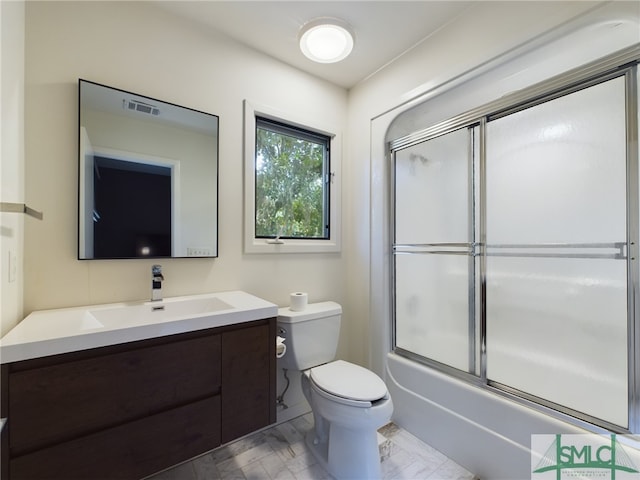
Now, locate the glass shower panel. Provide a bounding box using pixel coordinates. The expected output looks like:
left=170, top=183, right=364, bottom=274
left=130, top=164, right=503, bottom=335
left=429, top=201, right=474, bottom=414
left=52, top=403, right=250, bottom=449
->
left=485, top=76, right=628, bottom=427
left=395, top=254, right=470, bottom=371
left=486, top=257, right=628, bottom=426
left=394, top=127, right=473, bottom=372
left=394, top=128, right=470, bottom=244
left=485, top=77, right=626, bottom=244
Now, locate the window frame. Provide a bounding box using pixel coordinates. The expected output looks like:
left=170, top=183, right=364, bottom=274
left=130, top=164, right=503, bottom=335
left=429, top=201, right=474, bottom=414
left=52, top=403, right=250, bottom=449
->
left=243, top=100, right=341, bottom=254
left=254, top=116, right=331, bottom=241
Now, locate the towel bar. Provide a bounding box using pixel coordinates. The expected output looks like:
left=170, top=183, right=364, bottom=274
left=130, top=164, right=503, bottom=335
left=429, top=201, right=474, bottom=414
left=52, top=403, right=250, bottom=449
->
left=0, top=202, right=43, bottom=220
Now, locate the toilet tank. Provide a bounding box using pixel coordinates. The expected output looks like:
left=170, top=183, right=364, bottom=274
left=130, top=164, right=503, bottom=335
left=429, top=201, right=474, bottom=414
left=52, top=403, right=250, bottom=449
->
left=277, top=301, right=342, bottom=371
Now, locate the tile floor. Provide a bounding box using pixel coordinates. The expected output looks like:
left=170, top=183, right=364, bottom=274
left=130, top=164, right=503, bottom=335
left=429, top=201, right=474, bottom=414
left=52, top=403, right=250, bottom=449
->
left=146, top=413, right=477, bottom=480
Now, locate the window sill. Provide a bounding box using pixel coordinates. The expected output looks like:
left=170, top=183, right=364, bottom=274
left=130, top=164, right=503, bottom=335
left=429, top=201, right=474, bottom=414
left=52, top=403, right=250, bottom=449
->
left=244, top=237, right=340, bottom=254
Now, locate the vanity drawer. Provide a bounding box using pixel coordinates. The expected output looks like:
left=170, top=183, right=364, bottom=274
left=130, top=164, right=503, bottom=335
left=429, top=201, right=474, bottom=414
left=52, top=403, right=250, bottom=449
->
left=9, top=395, right=221, bottom=480
left=8, top=333, right=221, bottom=454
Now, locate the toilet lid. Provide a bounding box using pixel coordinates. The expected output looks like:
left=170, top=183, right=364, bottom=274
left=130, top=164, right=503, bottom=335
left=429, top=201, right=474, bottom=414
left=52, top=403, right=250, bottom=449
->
left=310, top=360, right=388, bottom=402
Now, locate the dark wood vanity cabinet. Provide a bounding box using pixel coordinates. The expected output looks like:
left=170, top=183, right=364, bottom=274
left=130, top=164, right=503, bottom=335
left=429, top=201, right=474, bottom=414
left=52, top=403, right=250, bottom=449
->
left=0, top=318, right=276, bottom=480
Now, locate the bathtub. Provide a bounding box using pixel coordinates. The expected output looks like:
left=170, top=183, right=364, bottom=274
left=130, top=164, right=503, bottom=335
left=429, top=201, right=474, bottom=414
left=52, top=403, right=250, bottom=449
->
left=385, top=352, right=609, bottom=479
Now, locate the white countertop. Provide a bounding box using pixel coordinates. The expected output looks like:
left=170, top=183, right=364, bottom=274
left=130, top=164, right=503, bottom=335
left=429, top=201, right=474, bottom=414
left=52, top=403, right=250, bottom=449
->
left=0, top=291, right=278, bottom=364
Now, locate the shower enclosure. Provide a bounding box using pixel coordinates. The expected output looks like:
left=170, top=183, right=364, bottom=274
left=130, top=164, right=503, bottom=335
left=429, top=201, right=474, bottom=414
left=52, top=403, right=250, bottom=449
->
left=391, top=51, right=638, bottom=433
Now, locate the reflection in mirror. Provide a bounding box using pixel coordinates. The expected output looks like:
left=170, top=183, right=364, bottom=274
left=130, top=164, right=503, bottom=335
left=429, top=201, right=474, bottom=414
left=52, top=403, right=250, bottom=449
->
left=78, top=80, right=219, bottom=259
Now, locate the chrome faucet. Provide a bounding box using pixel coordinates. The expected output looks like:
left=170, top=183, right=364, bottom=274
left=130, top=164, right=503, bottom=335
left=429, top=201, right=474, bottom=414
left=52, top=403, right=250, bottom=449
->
left=151, top=264, right=164, bottom=301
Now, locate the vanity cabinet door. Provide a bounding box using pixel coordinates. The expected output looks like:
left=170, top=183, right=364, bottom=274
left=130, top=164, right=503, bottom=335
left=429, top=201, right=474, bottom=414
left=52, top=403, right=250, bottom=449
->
left=221, top=320, right=276, bottom=443
left=8, top=333, right=221, bottom=455
left=10, top=396, right=221, bottom=480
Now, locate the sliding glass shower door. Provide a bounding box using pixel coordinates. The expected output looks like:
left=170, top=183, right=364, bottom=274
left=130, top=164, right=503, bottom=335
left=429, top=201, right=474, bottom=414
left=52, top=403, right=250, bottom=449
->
left=485, top=76, right=629, bottom=428
left=391, top=60, right=637, bottom=431
left=394, top=127, right=478, bottom=374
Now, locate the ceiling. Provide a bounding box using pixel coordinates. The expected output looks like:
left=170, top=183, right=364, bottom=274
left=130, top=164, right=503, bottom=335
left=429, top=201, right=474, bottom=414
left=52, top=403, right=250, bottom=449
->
left=154, top=1, right=474, bottom=89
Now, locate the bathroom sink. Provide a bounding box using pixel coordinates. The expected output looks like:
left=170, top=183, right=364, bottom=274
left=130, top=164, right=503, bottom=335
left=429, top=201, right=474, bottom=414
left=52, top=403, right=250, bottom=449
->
left=89, top=296, right=233, bottom=328
left=0, top=291, right=278, bottom=364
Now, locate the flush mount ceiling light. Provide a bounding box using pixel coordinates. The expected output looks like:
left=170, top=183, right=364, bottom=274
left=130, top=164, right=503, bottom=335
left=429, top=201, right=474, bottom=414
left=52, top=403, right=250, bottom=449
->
left=299, top=18, right=355, bottom=64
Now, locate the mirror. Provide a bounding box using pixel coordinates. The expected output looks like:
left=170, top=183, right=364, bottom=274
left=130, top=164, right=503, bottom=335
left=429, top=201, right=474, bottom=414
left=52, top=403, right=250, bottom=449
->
left=78, top=80, right=219, bottom=259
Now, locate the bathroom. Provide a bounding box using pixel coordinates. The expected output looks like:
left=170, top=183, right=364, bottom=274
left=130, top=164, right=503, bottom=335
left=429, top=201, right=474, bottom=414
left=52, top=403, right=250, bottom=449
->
left=2, top=1, right=640, bottom=479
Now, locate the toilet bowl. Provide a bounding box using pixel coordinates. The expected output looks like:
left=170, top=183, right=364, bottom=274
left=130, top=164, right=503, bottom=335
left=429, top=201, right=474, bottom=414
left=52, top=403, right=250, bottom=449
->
left=277, top=301, right=393, bottom=480
left=301, top=360, right=394, bottom=480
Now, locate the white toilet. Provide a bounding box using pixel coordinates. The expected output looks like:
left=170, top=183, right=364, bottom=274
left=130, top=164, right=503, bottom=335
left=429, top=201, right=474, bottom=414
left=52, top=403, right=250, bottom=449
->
left=277, top=301, right=393, bottom=480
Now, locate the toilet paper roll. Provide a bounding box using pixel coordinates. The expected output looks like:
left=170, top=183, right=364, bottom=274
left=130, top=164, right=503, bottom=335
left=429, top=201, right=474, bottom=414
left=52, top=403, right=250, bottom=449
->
left=289, top=292, right=308, bottom=312
left=276, top=335, right=286, bottom=358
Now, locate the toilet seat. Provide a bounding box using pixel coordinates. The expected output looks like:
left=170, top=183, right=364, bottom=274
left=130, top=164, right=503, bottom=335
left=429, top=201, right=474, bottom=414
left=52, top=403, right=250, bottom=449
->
left=309, top=360, right=388, bottom=406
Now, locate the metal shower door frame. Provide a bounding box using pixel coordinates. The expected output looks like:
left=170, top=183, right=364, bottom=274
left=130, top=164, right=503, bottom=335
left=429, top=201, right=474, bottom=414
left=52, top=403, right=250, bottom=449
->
left=390, top=45, right=640, bottom=434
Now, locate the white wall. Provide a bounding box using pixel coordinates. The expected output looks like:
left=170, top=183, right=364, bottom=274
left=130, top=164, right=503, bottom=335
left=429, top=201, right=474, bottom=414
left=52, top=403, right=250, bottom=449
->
left=23, top=1, right=348, bottom=312
left=0, top=0, right=25, bottom=336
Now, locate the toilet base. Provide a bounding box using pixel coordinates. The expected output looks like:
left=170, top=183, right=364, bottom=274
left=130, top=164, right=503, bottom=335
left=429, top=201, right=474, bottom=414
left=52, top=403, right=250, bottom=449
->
left=305, top=422, right=382, bottom=480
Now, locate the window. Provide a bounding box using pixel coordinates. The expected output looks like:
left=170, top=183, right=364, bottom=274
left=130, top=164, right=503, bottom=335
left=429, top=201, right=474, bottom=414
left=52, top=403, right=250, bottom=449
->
left=244, top=101, right=341, bottom=253
left=255, top=117, right=330, bottom=240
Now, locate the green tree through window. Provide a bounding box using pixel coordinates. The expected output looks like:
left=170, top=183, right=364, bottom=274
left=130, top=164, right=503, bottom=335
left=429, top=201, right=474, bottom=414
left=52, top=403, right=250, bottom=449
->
left=255, top=117, right=330, bottom=239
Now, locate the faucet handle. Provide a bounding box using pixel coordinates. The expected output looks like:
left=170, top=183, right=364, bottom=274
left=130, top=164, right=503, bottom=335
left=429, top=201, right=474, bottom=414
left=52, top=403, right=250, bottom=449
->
left=152, top=264, right=164, bottom=280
